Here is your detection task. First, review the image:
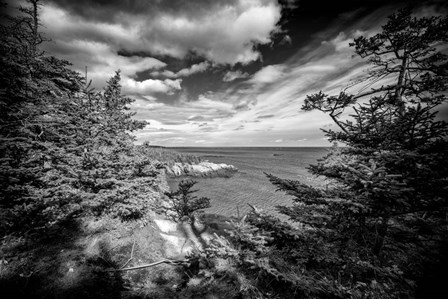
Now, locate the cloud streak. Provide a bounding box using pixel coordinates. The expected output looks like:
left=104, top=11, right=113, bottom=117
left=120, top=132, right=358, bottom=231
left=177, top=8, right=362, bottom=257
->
left=133, top=5, right=406, bottom=146
left=31, top=0, right=429, bottom=146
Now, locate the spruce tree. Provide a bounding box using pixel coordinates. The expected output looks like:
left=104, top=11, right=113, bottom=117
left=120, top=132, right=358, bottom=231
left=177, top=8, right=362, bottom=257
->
left=162, top=180, right=211, bottom=222
left=0, top=1, right=157, bottom=233
left=215, top=8, right=448, bottom=298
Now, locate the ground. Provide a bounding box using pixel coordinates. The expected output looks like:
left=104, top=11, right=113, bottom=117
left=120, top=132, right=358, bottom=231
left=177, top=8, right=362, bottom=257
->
left=0, top=211, right=237, bottom=299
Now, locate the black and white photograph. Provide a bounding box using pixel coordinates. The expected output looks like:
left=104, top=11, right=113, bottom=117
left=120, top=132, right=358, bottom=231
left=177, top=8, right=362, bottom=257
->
left=1, top=0, right=447, bottom=298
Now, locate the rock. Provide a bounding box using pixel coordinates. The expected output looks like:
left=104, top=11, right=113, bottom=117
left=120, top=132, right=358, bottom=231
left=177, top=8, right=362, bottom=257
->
left=153, top=219, right=178, bottom=233
left=165, top=161, right=237, bottom=178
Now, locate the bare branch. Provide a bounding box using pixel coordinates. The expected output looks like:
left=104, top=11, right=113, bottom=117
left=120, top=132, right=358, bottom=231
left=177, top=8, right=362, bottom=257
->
left=106, top=259, right=187, bottom=272
left=120, top=239, right=136, bottom=269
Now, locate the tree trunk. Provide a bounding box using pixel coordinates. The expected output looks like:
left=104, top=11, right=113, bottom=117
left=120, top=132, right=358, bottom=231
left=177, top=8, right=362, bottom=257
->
left=373, top=217, right=389, bottom=256
left=29, top=0, right=40, bottom=57
left=394, top=53, right=408, bottom=111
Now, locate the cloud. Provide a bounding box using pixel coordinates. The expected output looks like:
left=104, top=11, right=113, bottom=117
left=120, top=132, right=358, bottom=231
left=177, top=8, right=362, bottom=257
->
left=280, top=0, right=299, bottom=10
left=122, top=78, right=182, bottom=95
left=36, top=0, right=418, bottom=147
left=322, top=30, right=365, bottom=52
left=233, top=97, right=257, bottom=111
left=46, top=0, right=241, bottom=23
left=198, top=124, right=220, bottom=132
left=152, top=62, right=210, bottom=78
left=44, top=0, right=282, bottom=65
left=223, top=70, right=250, bottom=82
left=138, top=6, right=396, bottom=146
left=248, top=64, right=286, bottom=84
left=184, top=95, right=235, bottom=116
left=257, top=114, right=275, bottom=119
left=279, top=34, right=292, bottom=45
left=43, top=38, right=181, bottom=95
left=187, top=115, right=209, bottom=122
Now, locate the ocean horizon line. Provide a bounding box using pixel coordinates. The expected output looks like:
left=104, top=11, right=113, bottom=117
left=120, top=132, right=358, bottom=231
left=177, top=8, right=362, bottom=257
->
left=165, top=146, right=333, bottom=149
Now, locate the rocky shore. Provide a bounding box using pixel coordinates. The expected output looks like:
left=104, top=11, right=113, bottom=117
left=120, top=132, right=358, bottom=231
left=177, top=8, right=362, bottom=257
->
left=165, top=161, right=238, bottom=178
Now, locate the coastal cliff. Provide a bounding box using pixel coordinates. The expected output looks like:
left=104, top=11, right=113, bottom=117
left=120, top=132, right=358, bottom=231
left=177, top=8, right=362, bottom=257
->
left=165, top=161, right=238, bottom=178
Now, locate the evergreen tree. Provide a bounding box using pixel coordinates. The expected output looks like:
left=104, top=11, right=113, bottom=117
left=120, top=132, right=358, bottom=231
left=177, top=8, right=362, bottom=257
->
left=0, top=0, right=85, bottom=232
left=212, top=8, right=448, bottom=298
left=0, top=1, right=158, bottom=234
left=162, top=180, right=211, bottom=222
left=69, top=71, right=157, bottom=220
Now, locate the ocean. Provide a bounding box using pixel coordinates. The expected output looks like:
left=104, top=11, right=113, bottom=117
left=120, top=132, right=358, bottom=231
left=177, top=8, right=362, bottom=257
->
left=167, top=147, right=329, bottom=218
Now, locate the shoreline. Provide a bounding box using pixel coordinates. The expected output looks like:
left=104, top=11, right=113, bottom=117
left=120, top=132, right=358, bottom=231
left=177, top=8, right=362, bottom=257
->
left=164, top=161, right=238, bottom=178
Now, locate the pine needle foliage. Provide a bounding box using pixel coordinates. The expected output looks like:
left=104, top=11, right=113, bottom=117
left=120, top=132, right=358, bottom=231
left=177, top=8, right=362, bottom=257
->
left=212, top=7, right=448, bottom=298
left=0, top=0, right=159, bottom=234
left=162, top=180, right=211, bottom=222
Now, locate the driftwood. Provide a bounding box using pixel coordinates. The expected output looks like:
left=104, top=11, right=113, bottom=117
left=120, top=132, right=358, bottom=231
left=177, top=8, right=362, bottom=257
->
left=106, top=259, right=187, bottom=272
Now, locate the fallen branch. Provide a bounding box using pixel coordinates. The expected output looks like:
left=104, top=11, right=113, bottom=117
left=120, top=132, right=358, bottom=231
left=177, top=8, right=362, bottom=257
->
left=106, top=259, right=187, bottom=272
left=120, top=239, right=136, bottom=269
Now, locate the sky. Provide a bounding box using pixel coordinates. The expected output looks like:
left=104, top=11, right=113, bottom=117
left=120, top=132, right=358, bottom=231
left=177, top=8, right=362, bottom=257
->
left=19, top=0, right=448, bottom=146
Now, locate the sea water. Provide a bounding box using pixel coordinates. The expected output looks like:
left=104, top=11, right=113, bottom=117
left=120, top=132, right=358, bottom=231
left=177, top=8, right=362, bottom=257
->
left=167, top=147, right=329, bottom=218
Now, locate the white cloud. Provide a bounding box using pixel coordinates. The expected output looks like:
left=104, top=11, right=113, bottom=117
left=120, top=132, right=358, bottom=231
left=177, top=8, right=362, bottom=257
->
left=223, top=70, right=250, bottom=82
left=122, top=78, right=182, bottom=95
left=323, top=30, right=365, bottom=52
left=138, top=11, right=384, bottom=146
left=37, top=0, right=411, bottom=147
left=43, top=38, right=181, bottom=95
left=151, top=62, right=210, bottom=78
left=298, top=64, right=337, bottom=72
left=42, top=0, right=282, bottom=65
left=185, top=95, right=234, bottom=114
left=249, top=64, right=286, bottom=84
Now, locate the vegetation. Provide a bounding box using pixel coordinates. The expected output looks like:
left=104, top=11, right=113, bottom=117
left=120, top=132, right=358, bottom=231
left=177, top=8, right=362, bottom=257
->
left=162, top=180, right=211, bottom=222
left=0, top=2, right=210, bottom=297
left=2, top=1, right=447, bottom=298
left=0, top=0, right=165, bottom=235
left=137, top=143, right=203, bottom=166
left=191, top=7, right=448, bottom=298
